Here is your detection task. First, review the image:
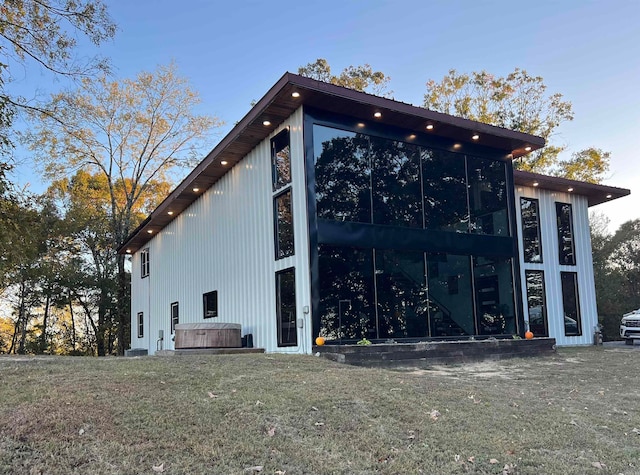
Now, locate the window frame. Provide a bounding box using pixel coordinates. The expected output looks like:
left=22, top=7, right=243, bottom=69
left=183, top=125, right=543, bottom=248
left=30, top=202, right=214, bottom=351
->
left=275, top=267, right=298, bottom=347
left=560, top=271, right=582, bottom=337
left=271, top=128, right=291, bottom=192
left=137, top=311, right=144, bottom=338
left=203, top=290, right=218, bottom=319
left=141, top=248, right=150, bottom=278
left=524, top=270, right=548, bottom=337
left=170, top=301, right=179, bottom=334
left=520, top=197, right=543, bottom=263
left=556, top=202, right=576, bottom=266
left=274, top=188, right=295, bottom=259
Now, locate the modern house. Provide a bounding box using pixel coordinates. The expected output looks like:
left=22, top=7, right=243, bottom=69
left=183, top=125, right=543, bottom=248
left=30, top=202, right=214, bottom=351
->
left=118, top=73, right=630, bottom=355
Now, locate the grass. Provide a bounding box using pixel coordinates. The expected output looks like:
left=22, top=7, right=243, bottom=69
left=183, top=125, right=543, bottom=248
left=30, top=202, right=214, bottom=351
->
left=0, top=347, right=639, bottom=475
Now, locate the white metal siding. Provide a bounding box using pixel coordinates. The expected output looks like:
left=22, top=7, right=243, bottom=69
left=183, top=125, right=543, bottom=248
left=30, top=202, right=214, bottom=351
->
left=130, top=107, right=312, bottom=354
left=516, top=186, right=598, bottom=346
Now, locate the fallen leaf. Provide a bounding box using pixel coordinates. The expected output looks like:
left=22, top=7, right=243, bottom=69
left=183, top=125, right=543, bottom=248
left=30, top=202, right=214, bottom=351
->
left=152, top=463, right=165, bottom=473
left=429, top=409, right=441, bottom=421
left=311, top=406, right=319, bottom=411
left=255, top=400, right=264, bottom=406
left=244, top=466, right=263, bottom=473
left=275, top=471, right=286, bottom=475
left=267, top=427, right=276, bottom=437
left=467, top=456, right=475, bottom=463
left=502, top=463, right=517, bottom=475
left=78, top=428, right=85, bottom=436
left=208, top=392, right=218, bottom=399
left=490, top=458, right=499, bottom=464
left=591, top=461, right=606, bottom=469
left=454, top=454, right=460, bottom=462
left=632, top=428, right=640, bottom=435
left=407, top=431, right=415, bottom=440
left=314, top=422, right=325, bottom=426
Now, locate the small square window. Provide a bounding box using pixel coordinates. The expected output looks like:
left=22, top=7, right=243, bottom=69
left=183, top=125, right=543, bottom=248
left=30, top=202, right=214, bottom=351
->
left=141, top=248, right=150, bottom=278
left=137, top=312, right=144, bottom=338
left=203, top=291, right=218, bottom=319
left=170, top=302, right=179, bottom=334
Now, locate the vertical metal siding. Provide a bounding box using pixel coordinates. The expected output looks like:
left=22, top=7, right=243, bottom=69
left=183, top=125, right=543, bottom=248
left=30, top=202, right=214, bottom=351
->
left=516, top=186, right=598, bottom=346
left=131, top=108, right=311, bottom=354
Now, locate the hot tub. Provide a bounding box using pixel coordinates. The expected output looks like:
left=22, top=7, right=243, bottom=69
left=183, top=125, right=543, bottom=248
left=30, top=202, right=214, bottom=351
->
left=174, top=323, right=241, bottom=349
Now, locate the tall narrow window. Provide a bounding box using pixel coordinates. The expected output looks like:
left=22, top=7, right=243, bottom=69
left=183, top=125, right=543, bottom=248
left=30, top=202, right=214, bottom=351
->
left=141, top=248, right=150, bottom=278
left=521, top=198, right=543, bottom=263
left=170, top=302, right=179, bottom=334
left=276, top=268, right=297, bottom=347
left=556, top=202, right=575, bottom=265
left=203, top=291, right=218, bottom=319
left=272, top=129, right=291, bottom=190
left=561, top=272, right=582, bottom=336
left=274, top=190, right=294, bottom=259
left=525, top=270, right=548, bottom=337
left=137, top=312, right=144, bottom=338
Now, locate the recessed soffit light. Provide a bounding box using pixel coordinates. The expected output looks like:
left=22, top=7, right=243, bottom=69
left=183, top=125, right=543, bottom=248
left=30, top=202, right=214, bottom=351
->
left=373, top=111, right=382, bottom=118
left=453, top=143, right=462, bottom=149
left=533, top=182, right=539, bottom=187
left=606, top=194, right=612, bottom=199
left=291, top=91, right=300, bottom=98
left=263, top=120, right=271, bottom=126
left=426, top=124, right=434, bottom=130
left=126, top=249, right=131, bottom=254
left=221, top=160, right=228, bottom=165
left=193, top=187, right=200, bottom=192
left=525, top=146, right=532, bottom=152
left=147, top=230, right=153, bottom=234
left=568, top=187, right=574, bottom=192
left=471, top=133, right=480, bottom=141
left=167, top=211, right=174, bottom=215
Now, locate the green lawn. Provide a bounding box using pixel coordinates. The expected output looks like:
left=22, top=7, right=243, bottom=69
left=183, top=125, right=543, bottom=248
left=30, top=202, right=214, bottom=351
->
left=0, top=347, right=639, bottom=474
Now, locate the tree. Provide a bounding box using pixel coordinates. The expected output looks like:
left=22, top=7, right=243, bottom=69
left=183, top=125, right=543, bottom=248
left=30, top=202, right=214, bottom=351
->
left=25, top=63, right=221, bottom=354
left=424, top=68, right=610, bottom=182
left=0, top=0, right=116, bottom=154
left=298, top=58, right=392, bottom=96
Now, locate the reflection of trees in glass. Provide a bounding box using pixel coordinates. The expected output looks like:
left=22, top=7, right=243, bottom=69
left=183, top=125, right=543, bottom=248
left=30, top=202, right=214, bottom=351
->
left=318, top=245, right=375, bottom=340
left=525, top=270, right=548, bottom=336
left=467, top=157, right=508, bottom=236
left=556, top=203, right=575, bottom=265
left=521, top=198, right=543, bottom=263
left=275, top=191, right=294, bottom=258
left=314, top=125, right=371, bottom=223
left=272, top=130, right=291, bottom=190
left=473, top=256, right=516, bottom=335
left=427, top=254, right=475, bottom=336
left=561, top=272, right=582, bottom=336
left=375, top=250, right=428, bottom=338
left=370, top=138, right=422, bottom=228
left=422, top=149, right=469, bottom=232
left=276, top=269, right=297, bottom=346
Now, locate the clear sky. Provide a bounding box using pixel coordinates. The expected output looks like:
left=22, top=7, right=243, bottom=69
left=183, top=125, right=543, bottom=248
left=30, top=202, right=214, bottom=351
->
left=9, top=0, right=640, bottom=232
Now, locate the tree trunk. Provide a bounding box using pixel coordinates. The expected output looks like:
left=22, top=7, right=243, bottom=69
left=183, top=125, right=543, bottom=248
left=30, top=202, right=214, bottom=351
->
left=116, top=254, right=130, bottom=355
left=17, top=280, right=28, bottom=354
left=68, top=294, right=77, bottom=352
left=39, top=293, right=50, bottom=354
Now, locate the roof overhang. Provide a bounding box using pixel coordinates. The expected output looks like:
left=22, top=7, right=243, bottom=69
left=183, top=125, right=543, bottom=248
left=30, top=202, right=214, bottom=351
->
left=118, top=72, right=549, bottom=254
left=514, top=170, right=630, bottom=206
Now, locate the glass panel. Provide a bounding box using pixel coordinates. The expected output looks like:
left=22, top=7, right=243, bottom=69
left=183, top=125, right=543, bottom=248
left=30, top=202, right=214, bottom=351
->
left=314, top=125, right=372, bottom=223
left=467, top=156, right=509, bottom=236
left=520, top=198, right=543, bottom=263
left=275, top=190, right=294, bottom=259
left=171, top=303, right=179, bottom=333
left=561, top=272, right=582, bottom=336
left=276, top=269, right=297, bottom=346
left=318, top=245, right=375, bottom=341
left=427, top=254, right=474, bottom=336
left=370, top=137, right=423, bottom=228
left=556, top=202, right=576, bottom=265
left=422, top=148, right=469, bottom=233
left=137, top=312, right=144, bottom=338
left=375, top=250, right=429, bottom=338
left=272, top=129, right=291, bottom=190
left=203, top=291, right=218, bottom=319
left=525, top=270, right=548, bottom=336
left=473, top=256, right=516, bottom=335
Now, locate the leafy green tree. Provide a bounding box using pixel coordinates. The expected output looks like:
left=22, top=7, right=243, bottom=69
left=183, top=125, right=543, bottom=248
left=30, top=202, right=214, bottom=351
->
left=298, top=58, right=392, bottom=96
left=424, top=68, right=612, bottom=182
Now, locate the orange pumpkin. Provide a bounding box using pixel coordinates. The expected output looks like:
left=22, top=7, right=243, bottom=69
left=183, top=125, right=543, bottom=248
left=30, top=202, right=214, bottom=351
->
left=525, top=330, right=534, bottom=340
left=315, top=336, right=325, bottom=346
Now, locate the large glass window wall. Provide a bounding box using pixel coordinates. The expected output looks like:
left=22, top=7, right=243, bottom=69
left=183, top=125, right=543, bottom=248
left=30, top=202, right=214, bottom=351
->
left=312, top=122, right=520, bottom=341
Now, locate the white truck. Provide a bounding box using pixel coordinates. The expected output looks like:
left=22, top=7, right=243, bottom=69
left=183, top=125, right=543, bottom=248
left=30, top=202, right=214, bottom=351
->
left=620, top=309, right=640, bottom=345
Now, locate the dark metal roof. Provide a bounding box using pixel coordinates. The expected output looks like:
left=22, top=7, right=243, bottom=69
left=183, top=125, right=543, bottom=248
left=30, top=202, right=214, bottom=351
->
left=513, top=170, right=630, bottom=206
left=117, top=72, right=569, bottom=254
